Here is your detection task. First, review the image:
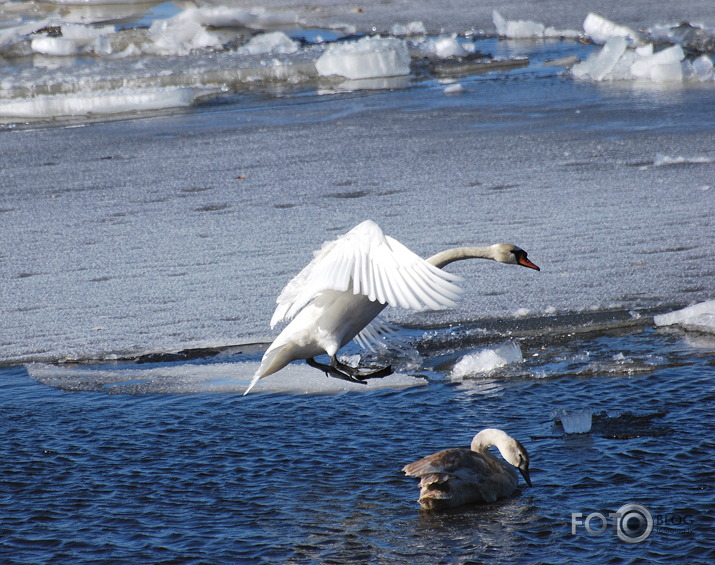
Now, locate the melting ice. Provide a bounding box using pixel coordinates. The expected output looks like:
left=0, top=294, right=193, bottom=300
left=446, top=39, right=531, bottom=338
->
left=654, top=300, right=715, bottom=334
left=1, top=4, right=714, bottom=122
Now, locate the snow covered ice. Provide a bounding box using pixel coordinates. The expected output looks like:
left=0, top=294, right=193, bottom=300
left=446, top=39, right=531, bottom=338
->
left=0, top=1, right=714, bottom=365
left=654, top=301, right=715, bottom=334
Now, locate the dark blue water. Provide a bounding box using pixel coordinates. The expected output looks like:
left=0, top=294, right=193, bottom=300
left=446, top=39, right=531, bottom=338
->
left=2, top=320, right=713, bottom=563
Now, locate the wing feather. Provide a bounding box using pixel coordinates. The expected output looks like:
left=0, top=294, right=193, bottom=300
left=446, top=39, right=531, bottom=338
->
left=270, top=221, right=465, bottom=327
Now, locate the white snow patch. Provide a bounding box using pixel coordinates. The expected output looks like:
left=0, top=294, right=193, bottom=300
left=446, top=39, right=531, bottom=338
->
left=654, top=300, right=715, bottom=334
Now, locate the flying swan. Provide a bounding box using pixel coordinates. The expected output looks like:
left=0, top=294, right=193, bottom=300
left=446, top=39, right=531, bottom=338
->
left=244, top=220, right=539, bottom=394
left=403, top=428, right=532, bottom=510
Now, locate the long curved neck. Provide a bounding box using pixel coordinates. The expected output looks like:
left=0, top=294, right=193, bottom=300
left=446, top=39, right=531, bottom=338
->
left=426, top=246, right=498, bottom=269
left=470, top=428, right=511, bottom=454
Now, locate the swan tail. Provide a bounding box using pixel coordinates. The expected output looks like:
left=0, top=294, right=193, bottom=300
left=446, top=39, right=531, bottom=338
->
left=243, top=343, right=297, bottom=395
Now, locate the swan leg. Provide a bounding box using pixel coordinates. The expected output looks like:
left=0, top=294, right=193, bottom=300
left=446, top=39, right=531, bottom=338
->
left=306, top=357, right=367, bottom=384
left=331, top=355, right=393, bottom=380
left=305, top=357, right=394, bottom=383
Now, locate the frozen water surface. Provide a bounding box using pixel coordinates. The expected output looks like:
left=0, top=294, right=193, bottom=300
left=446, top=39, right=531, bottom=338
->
left=1, top=3, right=714, bottom=563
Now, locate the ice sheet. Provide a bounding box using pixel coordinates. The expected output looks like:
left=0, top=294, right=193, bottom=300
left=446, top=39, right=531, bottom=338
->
left=26, top=362, right=427, bottom=395
left=654, top=301, right=715, bottom=334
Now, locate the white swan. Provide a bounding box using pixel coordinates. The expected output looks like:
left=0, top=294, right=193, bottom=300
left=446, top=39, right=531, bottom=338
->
left=244, top=220, right=539, bottom=394
left=403, top=428, right=532, bottom=510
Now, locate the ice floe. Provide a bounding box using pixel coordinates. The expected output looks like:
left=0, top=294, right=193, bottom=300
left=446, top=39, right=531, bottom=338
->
left=582, top=12, right=646, bottom=46
left=0, top=86, right=222, bottom=119
left=572, top=37, right=713, bottom=82
left=26, top=361, right=427, bottom=395
left=573, top=13, right=715, bottom=82
left=654, top=300, right=715, bottom=334
left=315, top=36, right=410, bottom=79
left=554, top=409, right=593, bottom=434
left=492, top=10, right=580, bottom=39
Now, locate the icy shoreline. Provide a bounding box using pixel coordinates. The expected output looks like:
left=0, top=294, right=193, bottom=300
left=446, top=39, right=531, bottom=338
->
left=1, top=5, right=715, bottom=122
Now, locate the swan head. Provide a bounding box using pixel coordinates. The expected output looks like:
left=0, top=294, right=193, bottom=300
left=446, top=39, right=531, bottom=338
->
left=505, top=436, right=532, bottom=487
left=472, top=428, right=532, bottom=487
left=491, top=244, right=540, bottom=271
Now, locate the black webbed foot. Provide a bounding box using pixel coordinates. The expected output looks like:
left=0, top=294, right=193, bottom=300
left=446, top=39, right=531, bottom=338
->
left=306, top=357, right=394, bottom=384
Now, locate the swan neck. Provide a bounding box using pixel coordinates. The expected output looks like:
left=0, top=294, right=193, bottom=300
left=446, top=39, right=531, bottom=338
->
left=471, top=428, right=510, bottom=454
left=426, top=246, right=496, bottom=269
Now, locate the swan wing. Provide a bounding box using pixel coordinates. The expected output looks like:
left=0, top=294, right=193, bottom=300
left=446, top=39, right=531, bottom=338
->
left=271, top=220, right=464, bottom=327
left=403, top=448, right=494, bottom=479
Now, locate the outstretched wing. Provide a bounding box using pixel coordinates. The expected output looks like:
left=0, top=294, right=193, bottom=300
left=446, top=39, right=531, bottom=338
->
left=270, top=220, right=464, bottom=328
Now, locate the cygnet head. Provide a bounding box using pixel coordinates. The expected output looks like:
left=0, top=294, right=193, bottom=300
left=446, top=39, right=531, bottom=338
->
left=491, top=244, right=540, bottom=271
left=504, top=436, right=532, bottom=487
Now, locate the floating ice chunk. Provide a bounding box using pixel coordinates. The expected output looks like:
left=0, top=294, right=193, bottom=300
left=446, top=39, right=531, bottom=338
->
left=433, top=35, right=472, bottom=58
left=315, top=37, right=410, bottom=80
left=557, top=410, right=593, bottom=434
left=572, top=36, right=627, bottom=81
left=583, top=12, right=645, bottom=45
left=685, top=55, right=715, bottom=81
left=654, top=300, right=715, bottom=334
left=31, top=36, right=77, bottom=56
left=30, top=23, right=116, bottom=56
left=0, top=87, right=219, bottom=119
left=242, top=31, right=298, bottom=55
left=451, top=341, right=523, bottom=378
left=493, top=10, right=544, bottom=39
left=148, top=9, right=223, bottom=55
left=443, top=82, right=464, bottom=94
left=630, top=44, right=684, bottom=81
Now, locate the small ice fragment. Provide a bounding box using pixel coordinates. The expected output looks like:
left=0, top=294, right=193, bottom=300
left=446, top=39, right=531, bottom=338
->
left=691, top=55, right=714, bottom=81
left=493, top=10, right=545, bottom=38
left=443, top=83, right=464, bottom=94
left=630, top=45, right=684, bottom=82
left=572, top=36, right=627, bottom=81
left=583, top=12, right=644, bottom=45
left=451, top=341, right=522, bottom=377
left=559, top=410, right=593, bottom=434
left=315, top=37, right=410, bottom=80
left=433, top=35, right=470, bottom=58
left=242, top=31, right=298, bottom=55
left=31, top=36, right=77, bottom=56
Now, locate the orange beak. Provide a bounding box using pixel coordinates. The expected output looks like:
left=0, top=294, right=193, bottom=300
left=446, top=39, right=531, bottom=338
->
left=518, top=256, right=540, bottom=271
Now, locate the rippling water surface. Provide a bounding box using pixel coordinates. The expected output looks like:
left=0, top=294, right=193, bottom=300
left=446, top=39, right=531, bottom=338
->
left=2, top=318, right=714, bottom=563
